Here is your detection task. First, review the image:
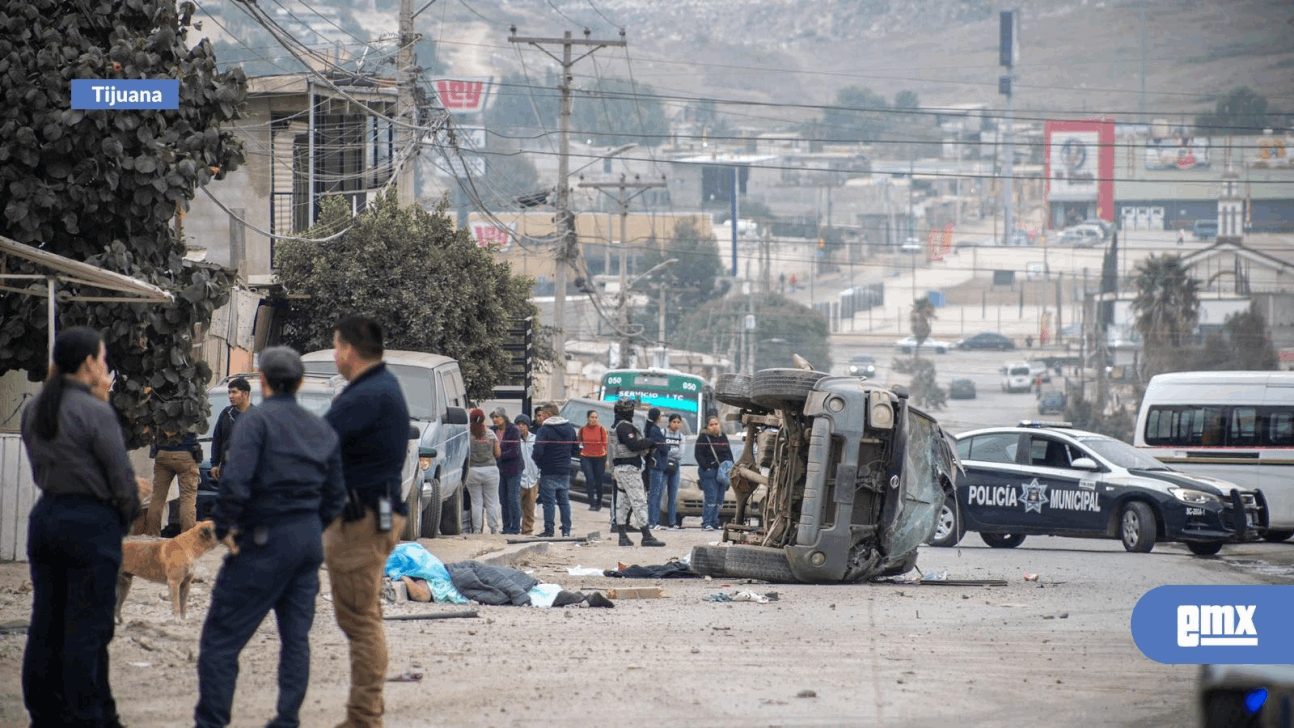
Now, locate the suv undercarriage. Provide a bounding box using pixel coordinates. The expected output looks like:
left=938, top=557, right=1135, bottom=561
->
left=691, top=367, right=960, bottom=583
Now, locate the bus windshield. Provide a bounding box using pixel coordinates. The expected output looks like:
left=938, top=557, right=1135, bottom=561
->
left=599, top=370, right=709, bottom=432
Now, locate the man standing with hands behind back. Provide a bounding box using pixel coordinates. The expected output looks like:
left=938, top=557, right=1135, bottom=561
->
left=323, top=315, right=410, bottom=728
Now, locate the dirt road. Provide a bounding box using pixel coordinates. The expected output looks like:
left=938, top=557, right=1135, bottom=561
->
left=0, top=503, right=1269, bottom=727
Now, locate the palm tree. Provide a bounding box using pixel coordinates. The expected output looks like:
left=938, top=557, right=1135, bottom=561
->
left=910, top=296, right=936, bottom=359
left=1131, top=254, right=1201, bottom=380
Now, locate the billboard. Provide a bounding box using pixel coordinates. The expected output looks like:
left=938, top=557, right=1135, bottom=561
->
left=433, top=78, right=491, bottom=113
left=471, top=223, right=513, bottom=249
left=1145, top=137, right=1210, bottom=170
left=1044, top=119, right=1115, bottom=220
left=1247, top=134, right=1293, bottom=169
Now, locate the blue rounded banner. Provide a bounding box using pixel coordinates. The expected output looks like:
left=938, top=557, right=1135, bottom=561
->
left=1132, top=585, right=1294, bottom=664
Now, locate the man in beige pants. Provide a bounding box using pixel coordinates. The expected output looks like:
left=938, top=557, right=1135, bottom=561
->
left=323, top=315, right=410, bottom=728
left=146, top=434, right=199, bottom=535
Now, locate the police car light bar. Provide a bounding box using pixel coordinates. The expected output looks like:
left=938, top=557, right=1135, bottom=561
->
left=1017, top=420, right=1074, bottom=429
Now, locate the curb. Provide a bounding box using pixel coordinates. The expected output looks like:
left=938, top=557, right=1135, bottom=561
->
left=480, top=541, right=550, bottom=567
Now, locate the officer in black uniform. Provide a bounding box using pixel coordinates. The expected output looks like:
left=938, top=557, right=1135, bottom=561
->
left=194, top=347, right=346, bottom=728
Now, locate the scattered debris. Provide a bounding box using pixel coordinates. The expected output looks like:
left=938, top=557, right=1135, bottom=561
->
left=608, top=587, right=668, bottom=600
left=703, top=590, right=770, bottom=603
left=796, top=689, right=817, bottom=698
left=506, top=536, right=589, bottom=545
left=384, top=610, right=479, bottom=622
left=128, top=662, right=151, bottom=668
left=1024, top=573, right=1040, bottom=582
left=566, top=566, right=603, bottom=576
left=0, top=620, right=29, bottom=634
left=1042, top=612, right=1070, bottom=620
left=387, top=672, right=423, bottom=683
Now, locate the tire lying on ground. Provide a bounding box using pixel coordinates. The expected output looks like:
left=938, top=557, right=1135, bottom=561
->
left=689, top=545, right=727, bottom=576
left=751, top=369, right=829, bottom=411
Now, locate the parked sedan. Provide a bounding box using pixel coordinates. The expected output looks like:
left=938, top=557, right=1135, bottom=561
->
left=956, top=332, right=1014, bottom=351
left=949, top=379, right=977, bottom=400
left=671, top=435, right=764, bottom=525
left=895, top=335, right=951, bottom=354
left=931, top=422, right=1267, bottom=555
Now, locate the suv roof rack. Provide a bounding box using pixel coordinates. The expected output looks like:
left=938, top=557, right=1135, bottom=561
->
left=1017, top=420, right=1073, bottom=429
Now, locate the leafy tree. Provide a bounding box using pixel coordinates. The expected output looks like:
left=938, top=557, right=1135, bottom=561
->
left=674, top=294, right=830, bottom=374
left=713, top=200, right=775, bottom=224
left=1194, top=302, right=1279, bottom=371
left=572, top=76, right=668, bottom=148
left=1194, top=86, right=1274, bottom=136
left=1131, top=254, right=1201, bottom=381
left=894, top=89, right=920, bottom=111
left=909, top=296, right=936, bottom=357
left=1064, top=394, right=1135, bottom=443
left=0, top=0, right=244, bottom=448
left=819, top=86, right=891, bottom=142
left=274, top=192, right=539, bottom=401
left=641, top=221, right=728, bottom=343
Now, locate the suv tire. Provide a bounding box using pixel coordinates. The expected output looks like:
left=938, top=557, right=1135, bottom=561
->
left=718, top=545, right=798, bottom=583
left=440, top=481, right=464, bottom=536
left=751, top=369, right=828, bottom=411
left=689, top=545, right=727, bottom=576
left=403, top=480, right=422, bottom=541
left=715, top=373, right=758, bottom=410
left=1119, top=501, right=1156, bottom=553
left=421, top=476, right=442, bottom=539
left=1263, top=529, right=1293, bottom=543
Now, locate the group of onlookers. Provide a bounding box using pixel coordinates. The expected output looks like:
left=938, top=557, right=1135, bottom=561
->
left=465, top=403, right=736, bottom=538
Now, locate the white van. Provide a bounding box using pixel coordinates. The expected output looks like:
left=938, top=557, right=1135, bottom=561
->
left=1001, top=362, right=1033, bottom=393
left=302, top=350, right=471, bottom=540
left=1135, top=371, right=1294, bottom=538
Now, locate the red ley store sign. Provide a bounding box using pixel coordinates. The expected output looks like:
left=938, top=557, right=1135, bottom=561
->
left=434, top=79, right=489, bottom=113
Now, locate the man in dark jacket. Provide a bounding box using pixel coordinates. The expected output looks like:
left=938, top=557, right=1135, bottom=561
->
left=196, top=347, right=345, bottom=728
left=322, top=315, right=410, bottom=728
left=491, top=407, right=524, bottom=535
left=609, top=398, right=665, bottom=547
left=209, top=376, right=253, bottom=482
left=531, top=402, right=578, bottom=537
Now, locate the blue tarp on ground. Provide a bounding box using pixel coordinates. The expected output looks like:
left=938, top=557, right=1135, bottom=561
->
left=384, top=543, right=469, bottom=604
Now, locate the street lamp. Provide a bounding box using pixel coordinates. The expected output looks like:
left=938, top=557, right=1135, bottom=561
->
left=617, top=257, right=677, bottom=367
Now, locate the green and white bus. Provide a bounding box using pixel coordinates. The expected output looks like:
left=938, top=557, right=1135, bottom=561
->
left=598, top=368, right=716, bottom=434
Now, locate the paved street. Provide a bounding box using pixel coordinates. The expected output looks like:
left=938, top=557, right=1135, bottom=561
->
left=0, top=501, right=1286, bottom=727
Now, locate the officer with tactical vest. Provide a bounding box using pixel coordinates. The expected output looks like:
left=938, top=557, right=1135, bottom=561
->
left=609, top=397, right=665, bottom=547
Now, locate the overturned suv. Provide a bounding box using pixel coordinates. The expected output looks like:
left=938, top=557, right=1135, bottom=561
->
left=691, top=368, right=960, bottom=583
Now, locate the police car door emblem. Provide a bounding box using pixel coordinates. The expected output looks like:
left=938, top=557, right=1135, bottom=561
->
left=1020, top=478, right=1049, bottom=513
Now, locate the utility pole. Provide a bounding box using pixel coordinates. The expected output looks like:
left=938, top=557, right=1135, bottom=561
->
left=999, top=10, right=1019, bottom=247
left=397, top=0, right=418, bottom=205
left=579, top=175, right=667, bottom=367
left=509, top=27, right=626, bottom=400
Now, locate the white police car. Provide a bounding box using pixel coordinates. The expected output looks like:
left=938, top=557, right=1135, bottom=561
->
left=931, top=422, right=1268, bottom=555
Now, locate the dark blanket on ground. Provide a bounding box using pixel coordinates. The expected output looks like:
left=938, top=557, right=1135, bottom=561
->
left=447, top=561, right=538, bottom=606
left=603, top=562, right=699, bottom=579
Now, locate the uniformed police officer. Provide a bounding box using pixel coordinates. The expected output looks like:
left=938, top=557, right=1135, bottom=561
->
left=609, top=397, right=665, bottom=547
left=194, top=347, right=346, bottom=728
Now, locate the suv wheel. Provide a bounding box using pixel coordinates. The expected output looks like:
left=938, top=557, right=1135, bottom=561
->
left=715, top=373, right=762, bottom=411
left=403, top=480, right=422, bottom=541
left=1120, top=501, right=1156, bottom=553
left=929, top=492, right=964, bottom=547
left=720, top=545, right=798, bottom=583
left=421, top=477, right=442, bottom=539
left=751, top=369, right=828, bottom=411
left=440, top=481, right=464, bottom=536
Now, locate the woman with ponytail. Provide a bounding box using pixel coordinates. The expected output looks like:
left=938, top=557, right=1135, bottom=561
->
left=20, top=326, right=140, bottom=728
left=464, top=407, right=502, bottom=534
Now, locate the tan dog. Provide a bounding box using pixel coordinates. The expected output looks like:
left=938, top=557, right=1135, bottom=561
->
left=117, top=520, right=219, bottom=622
